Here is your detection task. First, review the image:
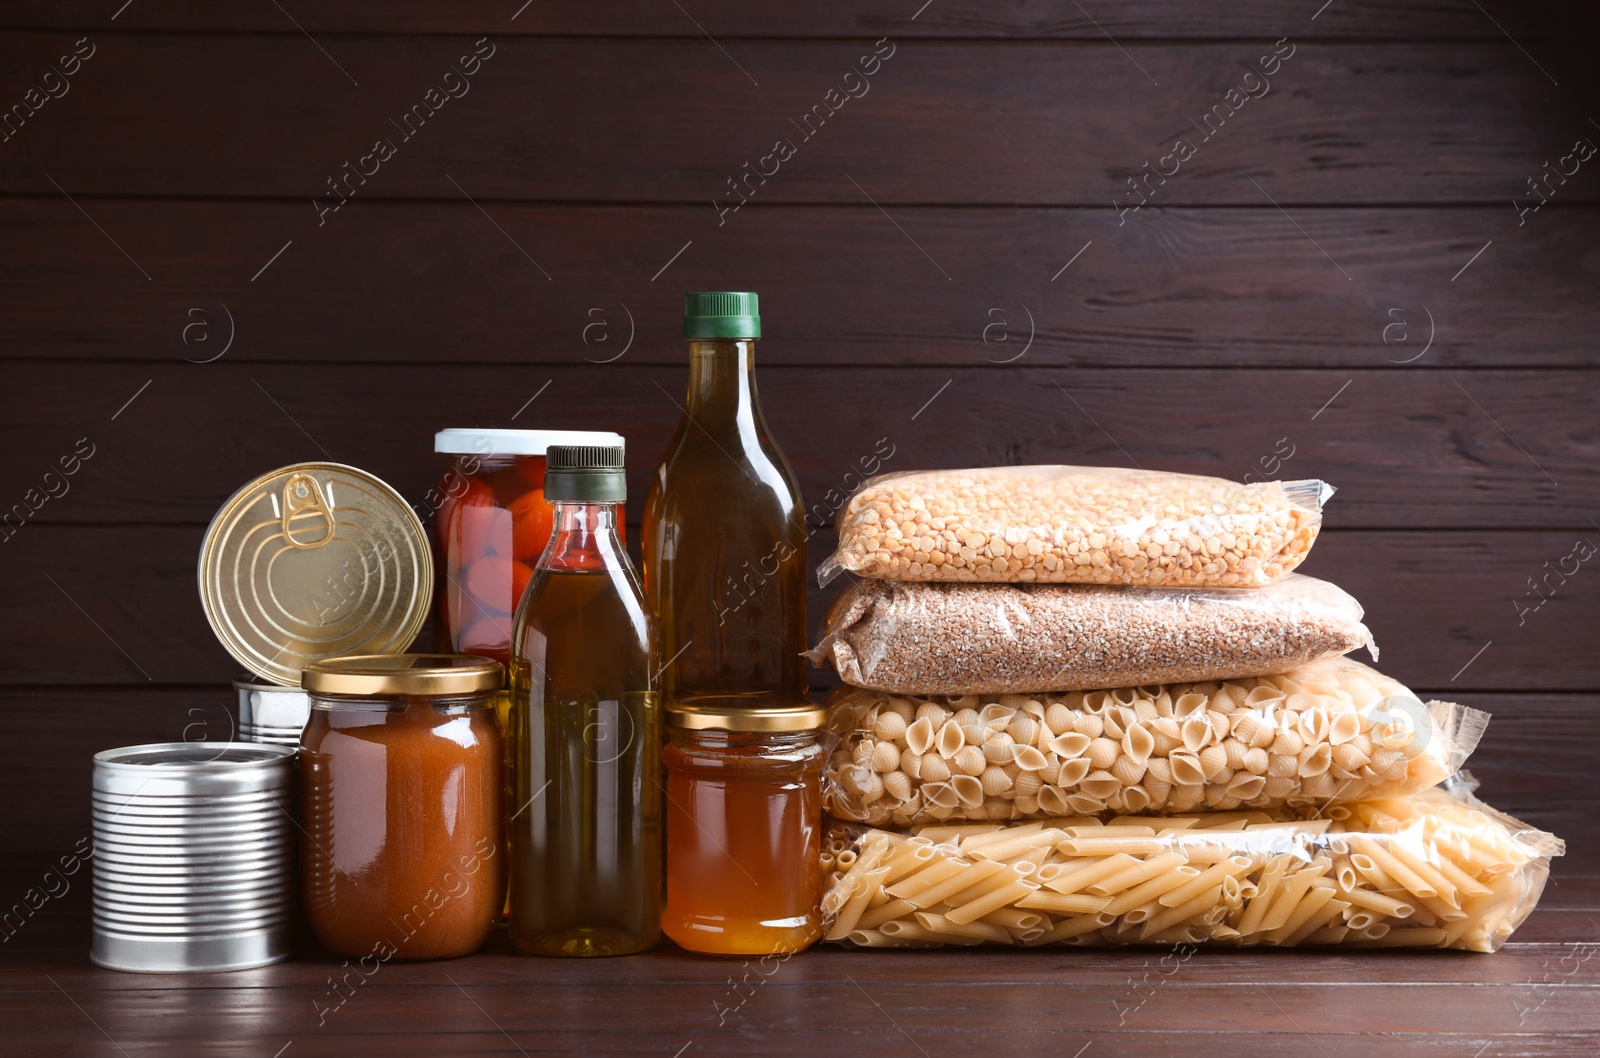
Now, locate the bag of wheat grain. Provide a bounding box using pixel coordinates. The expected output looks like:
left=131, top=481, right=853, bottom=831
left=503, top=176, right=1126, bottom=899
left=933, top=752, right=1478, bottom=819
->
left=811, top=572, right=1375, bottom=695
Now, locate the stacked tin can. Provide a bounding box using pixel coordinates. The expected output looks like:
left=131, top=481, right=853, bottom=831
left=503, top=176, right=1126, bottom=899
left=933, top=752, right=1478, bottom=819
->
left=91, top=461, right=436, bottom=973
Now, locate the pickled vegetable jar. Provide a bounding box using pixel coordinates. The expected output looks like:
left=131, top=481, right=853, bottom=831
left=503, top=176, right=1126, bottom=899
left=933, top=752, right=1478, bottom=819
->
left=299, top=654, right=505, bottom=961
left=432, top=428, right=624, bottom=667
left=662, top=703, right=827, bottom=955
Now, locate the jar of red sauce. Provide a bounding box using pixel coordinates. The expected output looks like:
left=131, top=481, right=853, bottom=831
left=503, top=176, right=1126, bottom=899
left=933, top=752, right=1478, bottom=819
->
left=299, top=654, right=505, bottom=961
left=432, top=428, right=625, bottom=667
left=661, top=703, right=828, bottom=956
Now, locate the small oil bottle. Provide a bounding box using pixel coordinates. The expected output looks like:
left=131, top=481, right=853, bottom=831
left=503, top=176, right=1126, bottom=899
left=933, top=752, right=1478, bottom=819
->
left=508, top=444, right=661, bottom=957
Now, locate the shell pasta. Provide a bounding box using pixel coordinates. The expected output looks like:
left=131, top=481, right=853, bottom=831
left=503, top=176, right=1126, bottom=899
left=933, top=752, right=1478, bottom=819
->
left=824, top=658, right=1487, bottom=826
left=822, top=784, right=1560, bottom=952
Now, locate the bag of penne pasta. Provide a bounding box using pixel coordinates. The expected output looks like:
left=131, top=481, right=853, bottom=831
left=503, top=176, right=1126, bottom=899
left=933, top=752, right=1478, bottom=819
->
left=823, top=658, right=1487, bottom=826
left=820, top=781, right=1562, bottom=952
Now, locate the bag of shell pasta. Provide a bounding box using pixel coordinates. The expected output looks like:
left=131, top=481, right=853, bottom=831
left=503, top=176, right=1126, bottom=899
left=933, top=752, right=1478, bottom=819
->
left=823, top=657, right=1487, bottom=826
left=819, top=465, right=1331, bottom=588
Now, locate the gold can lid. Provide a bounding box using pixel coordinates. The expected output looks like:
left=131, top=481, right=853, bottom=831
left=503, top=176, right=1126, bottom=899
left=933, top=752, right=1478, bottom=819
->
left=301, top=654, right=502, bottom=696
left=666, top=701, right=827, bottom=732
left=198, top=462, right=432, bottom=685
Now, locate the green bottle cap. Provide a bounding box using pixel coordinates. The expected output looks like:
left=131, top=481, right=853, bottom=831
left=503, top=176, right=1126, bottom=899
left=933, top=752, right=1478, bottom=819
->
left=683, top=291, right=761, bottom=339
left=544, top=444, right=627, bottom=503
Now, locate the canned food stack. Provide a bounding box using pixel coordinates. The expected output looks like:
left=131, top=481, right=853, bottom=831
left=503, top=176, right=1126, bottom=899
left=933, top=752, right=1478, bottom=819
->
left=84, top=293, right=834, bottom=973
left=90, top=462, right=447, bottom=973
left=809, top=465, right=1560, bottom=951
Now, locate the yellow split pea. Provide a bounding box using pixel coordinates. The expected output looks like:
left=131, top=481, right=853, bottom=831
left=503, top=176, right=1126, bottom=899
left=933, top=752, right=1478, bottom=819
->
left=833, top=466, right=1323, bottom=587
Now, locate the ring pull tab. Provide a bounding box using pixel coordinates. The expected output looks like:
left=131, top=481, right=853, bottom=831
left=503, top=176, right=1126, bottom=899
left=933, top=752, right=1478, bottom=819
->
left=281, top=473, right=336, bottom=550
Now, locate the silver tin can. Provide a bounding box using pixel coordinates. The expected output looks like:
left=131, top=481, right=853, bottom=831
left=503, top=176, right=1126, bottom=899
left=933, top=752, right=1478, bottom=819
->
left=91, top=742, right=297, bottom=973
left=234, top=678, right=312, bottom=747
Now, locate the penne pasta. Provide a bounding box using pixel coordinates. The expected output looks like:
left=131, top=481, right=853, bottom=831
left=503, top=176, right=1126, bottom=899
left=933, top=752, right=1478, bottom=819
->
left=1043, top=853, right=1141, bottom=895
left=914, top=911, right=1013, bottom=945
left=1347, top=836, right=1437, bottom=899
left=981, top=907, right=1045, bottom=932
left=822, top=785, right=1560, bottom=953
left=905, top=860, right=1008, bottom=909
left=969, top=829, right=1068, bottom=863
left=1102, top=864, right=1202, bottom=917
left=856, top=898, right=917, bottom=931
left=1141, top=883, right=1226, bottom=937
left=1017, top=891, right=1113, bottom=916
left=1031, top=912, right=1117, bottom=944
left=884, top=858, right=966, bottom=900
left=946, top=880, right=1038, bottom=925
left=1057, top=836, right=1166, bottom=857
left=1258, top=868, right=1325, bottom=933
left=826, top=865, right=891, bottom=940
left=1157, top=857, right=1255, bottom=910
left=1086, top=852, right=1187, bottom=897
left=1340, top=887, right=1415, bottom=919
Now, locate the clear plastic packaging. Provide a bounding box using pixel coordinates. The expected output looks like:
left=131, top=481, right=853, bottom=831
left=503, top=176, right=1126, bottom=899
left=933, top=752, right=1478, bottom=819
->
left=823, top=658, right=1486, bottom=826
left=811, top=572, right=1375, bottom=696
left=820, top=782, right=1561, bottom=952
left=820, top=465, right=1330, bottom=588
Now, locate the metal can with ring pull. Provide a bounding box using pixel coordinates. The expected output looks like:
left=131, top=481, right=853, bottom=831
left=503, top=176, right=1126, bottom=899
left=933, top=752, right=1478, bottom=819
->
left=198, top=461, right=433, bottom=687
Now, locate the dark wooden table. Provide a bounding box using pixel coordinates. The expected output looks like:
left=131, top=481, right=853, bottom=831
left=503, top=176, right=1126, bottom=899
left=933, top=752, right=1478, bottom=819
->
left=5, top=876, right=1598, bottom=1057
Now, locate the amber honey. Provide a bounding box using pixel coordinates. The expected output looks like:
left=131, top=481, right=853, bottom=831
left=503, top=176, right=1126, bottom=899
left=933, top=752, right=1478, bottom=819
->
left=662, top=716, right=825, bottom=956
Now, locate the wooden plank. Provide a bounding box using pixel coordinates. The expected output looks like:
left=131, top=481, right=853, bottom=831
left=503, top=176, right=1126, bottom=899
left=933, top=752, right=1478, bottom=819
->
left=3, top=945, right=1600, bottom=1044
left=0, top=992, right=1593, bottom=1058
left=0, top=363, right=1592, bottom=527
left=0, top=38, right=1586, bottom=204
left=0, top=0, right=1560, bottom=39
left=4, top=536, right=1600, bottom=688
left=0, top=1024, right=1589, bottom=1058
left=2, top=201, right=1594, bottom=368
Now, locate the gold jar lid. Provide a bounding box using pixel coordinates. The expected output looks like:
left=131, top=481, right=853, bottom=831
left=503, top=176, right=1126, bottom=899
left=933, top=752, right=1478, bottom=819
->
left=666, top=701, right=827, bottom=732
left=302, top=654, right=503, bottom=696
left=198, top=462, right=432, bottom=685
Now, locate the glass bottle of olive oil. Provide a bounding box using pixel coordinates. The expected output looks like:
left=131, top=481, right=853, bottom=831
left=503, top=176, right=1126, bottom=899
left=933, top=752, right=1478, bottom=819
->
left=643, top=292, right=808, bottom=711
left=509, top=444, right=661, bottom=957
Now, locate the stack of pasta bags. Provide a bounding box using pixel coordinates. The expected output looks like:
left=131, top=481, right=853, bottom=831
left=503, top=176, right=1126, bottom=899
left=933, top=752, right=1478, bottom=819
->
left=808, top=466, right=1561, bottom=952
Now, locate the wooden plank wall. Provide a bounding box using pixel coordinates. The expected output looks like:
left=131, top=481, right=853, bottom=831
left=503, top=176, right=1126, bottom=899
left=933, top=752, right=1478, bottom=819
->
left=0, top=2, right=1596, bottom=874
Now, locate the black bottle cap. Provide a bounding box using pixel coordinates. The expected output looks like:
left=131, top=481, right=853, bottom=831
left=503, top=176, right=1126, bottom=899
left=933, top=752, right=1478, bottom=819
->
left=544, top=444, right=627, bottom=503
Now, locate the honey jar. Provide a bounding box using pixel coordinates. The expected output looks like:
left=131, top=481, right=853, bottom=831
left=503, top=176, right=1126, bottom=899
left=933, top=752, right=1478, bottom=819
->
left=661, top=703, right=828, bottom=956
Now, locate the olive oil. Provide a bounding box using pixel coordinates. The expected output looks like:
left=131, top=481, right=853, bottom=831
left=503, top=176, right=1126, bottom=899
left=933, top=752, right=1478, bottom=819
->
left=643, top=292, right=808, bottom=712
left=509, top=445, right=661, bottom=957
